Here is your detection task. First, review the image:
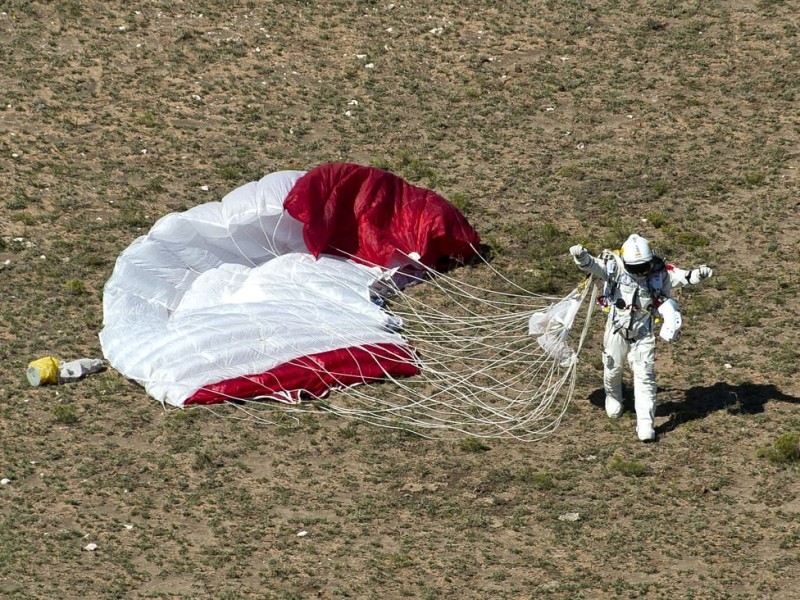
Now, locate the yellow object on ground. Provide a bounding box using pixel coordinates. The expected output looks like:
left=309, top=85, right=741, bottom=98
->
left=27, top=356, right=60, bottom=386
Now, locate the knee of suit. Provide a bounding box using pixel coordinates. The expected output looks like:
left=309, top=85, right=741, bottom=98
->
left=603, top=351, right=623, bottom=373
left=632, top=359, right=655, bottom=383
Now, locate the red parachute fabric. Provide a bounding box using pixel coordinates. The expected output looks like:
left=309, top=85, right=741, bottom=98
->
left=187, top=343, right=420, bottom=405
left=283, top=162, right=481, bottom=268
left=185, top=163, right=479, bottom=406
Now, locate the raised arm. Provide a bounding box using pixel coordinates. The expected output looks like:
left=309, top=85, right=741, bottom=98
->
left=666, top=264, right=713, bottom=292
left=569, top=245, right=609, bottom=280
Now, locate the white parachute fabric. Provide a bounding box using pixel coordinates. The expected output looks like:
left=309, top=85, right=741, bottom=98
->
left=100, top=170, right=410, bottom=406
left=528, top=287, right=584, bottom=367
left=104, top=255, right=407, bottom=406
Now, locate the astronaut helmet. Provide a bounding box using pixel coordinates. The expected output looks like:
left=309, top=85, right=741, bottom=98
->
left=621, top=234, right=654, bottom=276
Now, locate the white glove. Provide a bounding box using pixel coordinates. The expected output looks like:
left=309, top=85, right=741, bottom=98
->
left=569, top=245, right=587, bottom=259
left=688, top=265, right=713, bottom=284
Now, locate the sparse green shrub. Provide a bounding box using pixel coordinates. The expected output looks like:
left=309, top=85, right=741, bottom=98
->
left=727, top=277, right=745, bottom=296
left=651, top=181, right=669, bottom=197
left=770, top=342, right=799, bottom=375
left=217, top=164, right=242, bottom=181
left=64, top=279, right=86, bottom=295
left=115, top=205, right=151, bottom=230
left=81, top=253, right=109, bottom=268
left=193, top=450, right=221, bottom=470
left=459, top=437, right=490, bottom=453
left=674, top=231, right=709, bottom=248
left=6, top=196, right=29, bottom=210
left=729, top=309, right=762, bottom=327
left=371, top=152, right=437, bottom=184
left=556, top=165, right=586, bottom=180
left=370, top=157, right=392, bottom=172
left=399, top=155, right=436, bottom=184
left=519, top=468, right=555, bottom=490
left=757, top=433, right=800, bottom=465
left=480, top=235, right=502, bottom=258
left=10, top=212, right=43, bottom=225
left=449, top=192, right=474, bottom=215
left=146, top=177, right=166, bottom=193
left=644, top=19, right=666, bottom=31
left=608, top=456, right=649, bottom=477
left=646, top=211, right=668, bottom=229
left=338, top=423, right=359, bottom=440
left=744, top=172, right=765, bottom=186
left=136, top=111, right=160, bottom=128
left=55, top=0, right=82, bottom=18
left=53, top=404, right=79, bottom=425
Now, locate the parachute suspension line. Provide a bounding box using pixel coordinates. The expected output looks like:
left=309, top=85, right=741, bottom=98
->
left=225, top=217, right=260, bottom=269
left=260, top=209, right=283, bottom=258
left=205, top=250, right=596, bottom=441
left=576, top=283, right=599, bottom=357
left=432, top=243, right=564, bottom=300
left=259, top=206, right=295, bottom=259
left=179, top=234, right=594, bottom=441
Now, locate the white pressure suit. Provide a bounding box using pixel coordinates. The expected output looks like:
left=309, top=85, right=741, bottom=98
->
left=570, top=235, right=712, bottom=441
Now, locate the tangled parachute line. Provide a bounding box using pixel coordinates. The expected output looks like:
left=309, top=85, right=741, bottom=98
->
left=198, top=248, right=597, bottom=442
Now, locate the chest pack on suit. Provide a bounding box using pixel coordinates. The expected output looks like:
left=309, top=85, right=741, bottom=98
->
left=600, top=252, right=667, bottom=340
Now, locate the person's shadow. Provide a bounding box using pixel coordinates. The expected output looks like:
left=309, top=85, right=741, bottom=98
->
left=589, top=382, right=800, bottom=434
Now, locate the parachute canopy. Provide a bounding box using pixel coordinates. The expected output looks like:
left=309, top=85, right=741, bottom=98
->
left=100, top=163, right=481, bottom=407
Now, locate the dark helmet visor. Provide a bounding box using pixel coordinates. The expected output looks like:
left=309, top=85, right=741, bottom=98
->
left=625, top=260, right=652, bottom=276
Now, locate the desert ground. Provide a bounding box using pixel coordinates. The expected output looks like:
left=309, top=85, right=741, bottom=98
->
left=1, top=1, right=798, bottom=598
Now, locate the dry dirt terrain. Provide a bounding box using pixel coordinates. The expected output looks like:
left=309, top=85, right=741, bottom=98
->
left=1, top=1, right=799, bottom=598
